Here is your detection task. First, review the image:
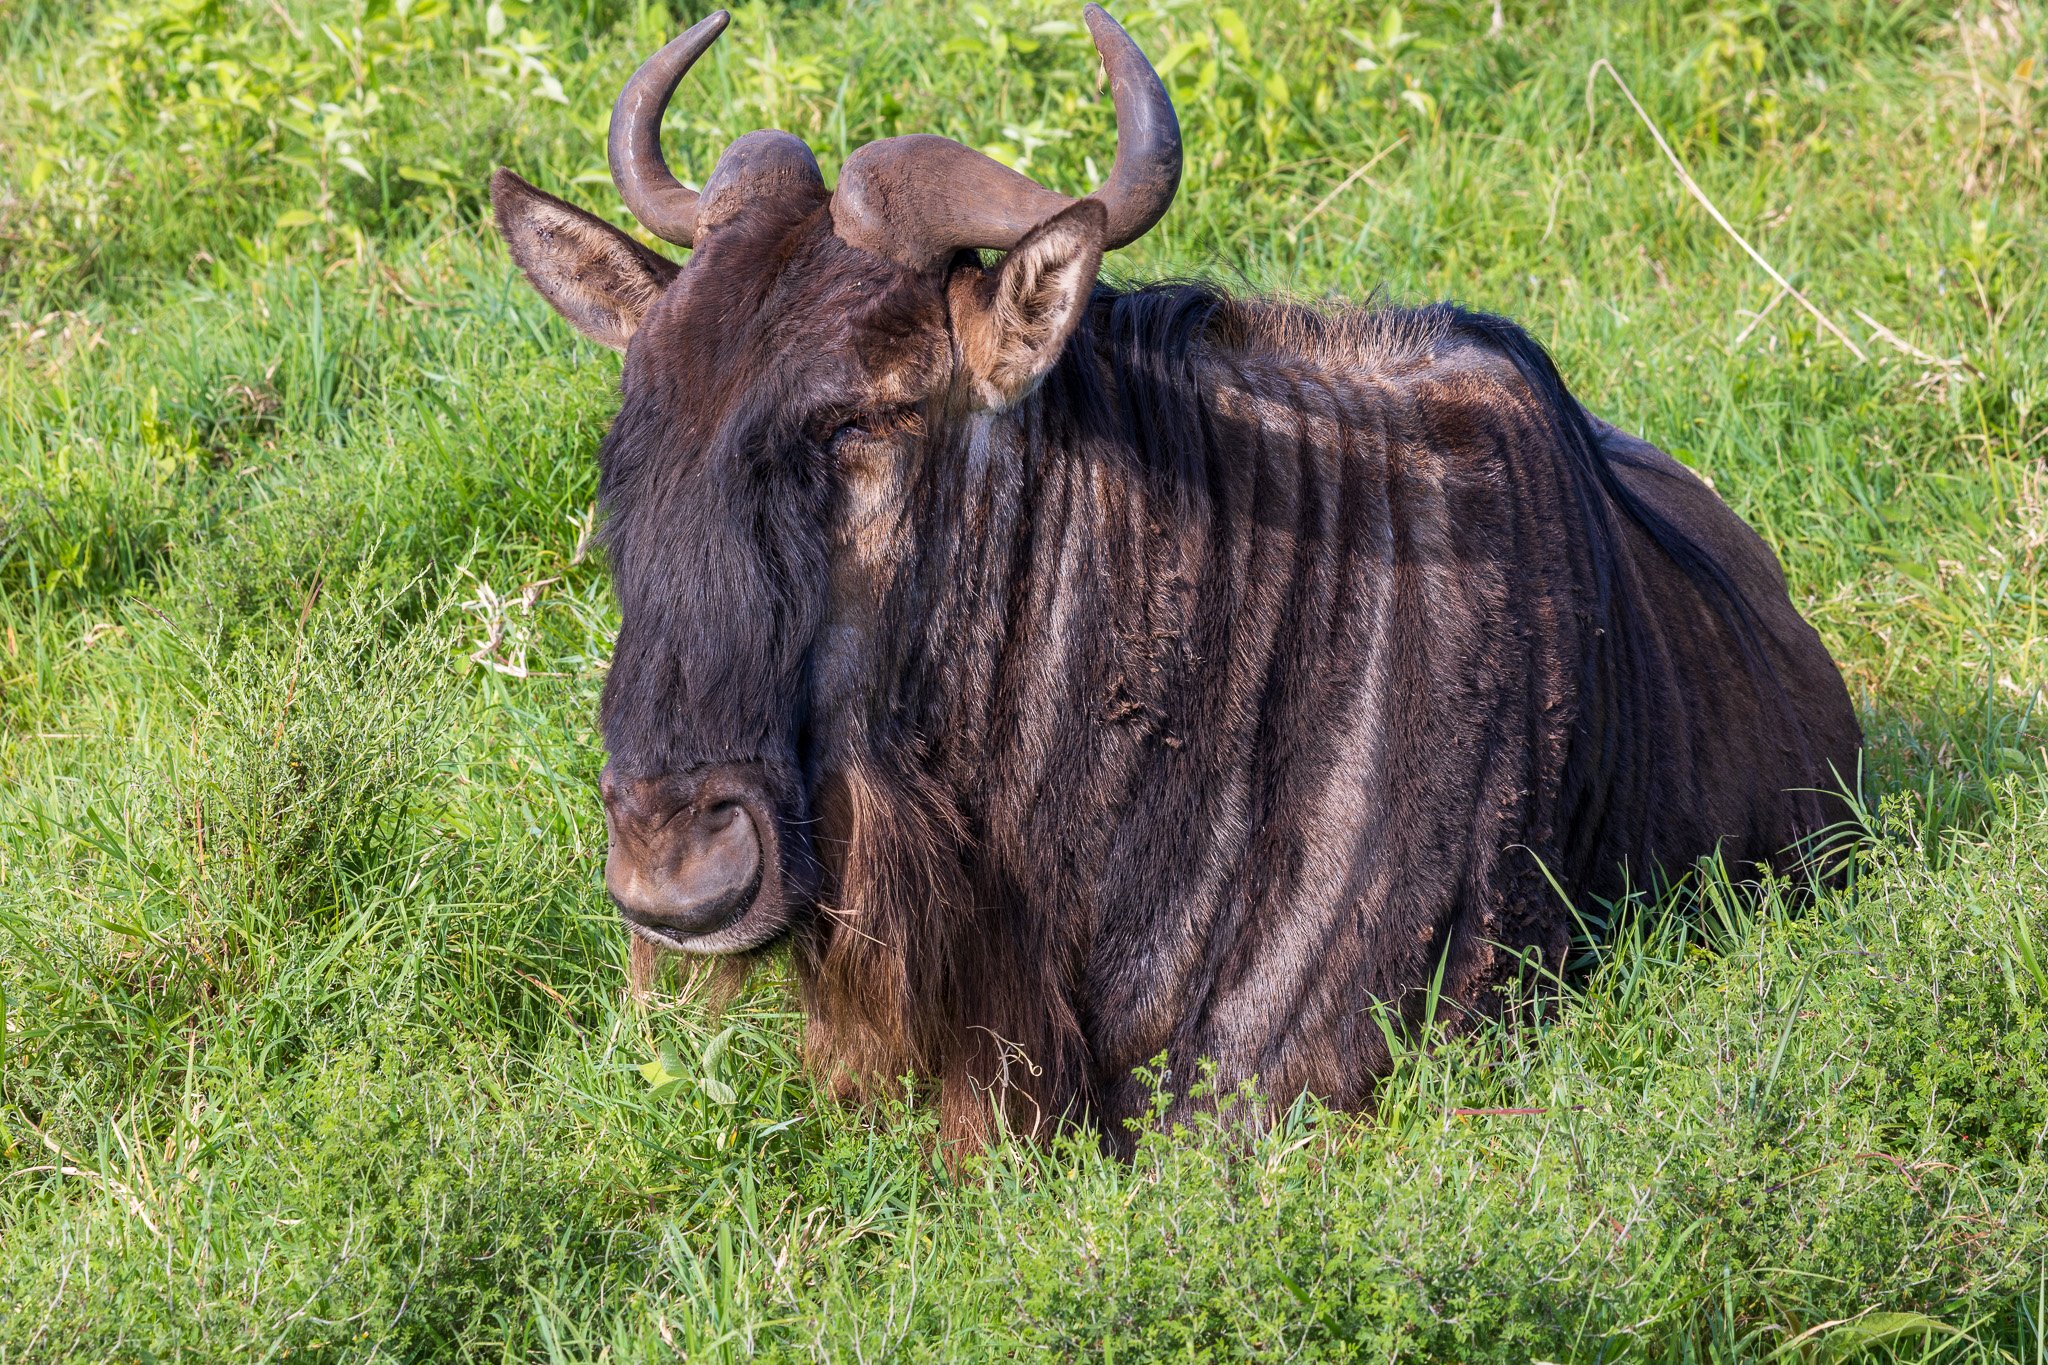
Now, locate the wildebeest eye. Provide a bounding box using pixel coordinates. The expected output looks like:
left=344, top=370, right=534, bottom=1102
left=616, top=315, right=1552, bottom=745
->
left=821, top=405, right=917, bottom=454
left=826, top=420, right=873, bottom=451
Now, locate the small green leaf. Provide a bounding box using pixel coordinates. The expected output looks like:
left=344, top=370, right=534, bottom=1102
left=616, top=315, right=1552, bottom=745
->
left=275, top=209, right=321, bottom=229
left=1768, top=1311, right=1972, bottom=1365
left=639, top=1045, right=685, bottom=1089
left=700, top=1024, right=737, bottom=1073
left=1152, top=36, right=1207, bottom=78
left=1214, top=7, right=1252, bottom=63
left=1817, top=1313, right=1968, bottom=1364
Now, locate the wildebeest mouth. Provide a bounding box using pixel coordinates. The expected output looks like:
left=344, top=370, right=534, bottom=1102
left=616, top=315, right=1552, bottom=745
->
left=619, top=867, right=781, bottom=956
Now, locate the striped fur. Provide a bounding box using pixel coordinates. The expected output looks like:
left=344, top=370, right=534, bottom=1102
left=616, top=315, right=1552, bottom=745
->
left=590, top=208, right=1861, bottom=1152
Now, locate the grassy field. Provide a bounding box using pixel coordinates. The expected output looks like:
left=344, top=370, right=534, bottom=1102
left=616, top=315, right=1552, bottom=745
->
left=2, top=0, right=2046, bottom=1358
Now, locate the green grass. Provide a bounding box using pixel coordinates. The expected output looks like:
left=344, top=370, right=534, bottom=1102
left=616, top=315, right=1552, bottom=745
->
left=2, top=0, right=2045, bottom=1358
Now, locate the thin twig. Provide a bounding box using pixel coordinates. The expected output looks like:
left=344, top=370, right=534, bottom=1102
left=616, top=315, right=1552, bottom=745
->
left=1733, top=283, right=1790, bottom=346
left=1296, top=135, right=1409, bottom=232
left=35, top=1131, right=161, bottom=1236
left=264, top=0, right=306, bottom=43
left=515, top=969, right=586, bottom=1031
left=1852, top=308, right=1972, bottom=371
left=1585, top=58, right=1869, bottom=363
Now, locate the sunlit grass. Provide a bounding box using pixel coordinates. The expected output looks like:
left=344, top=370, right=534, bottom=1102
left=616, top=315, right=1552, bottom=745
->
left=2, top=0, right=2045, bottom=1359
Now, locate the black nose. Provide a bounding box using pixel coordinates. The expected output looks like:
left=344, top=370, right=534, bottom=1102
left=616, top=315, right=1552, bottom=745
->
left=603, top=774, right=763, bottom=939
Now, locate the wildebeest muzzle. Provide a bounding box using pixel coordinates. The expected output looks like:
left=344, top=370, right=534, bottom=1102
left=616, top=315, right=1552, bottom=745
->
left=601, top=762, right=789, bottom=954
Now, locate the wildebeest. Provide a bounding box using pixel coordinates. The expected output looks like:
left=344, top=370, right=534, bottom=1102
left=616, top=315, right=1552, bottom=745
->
left=489, top=7, right=1860, bottom=1151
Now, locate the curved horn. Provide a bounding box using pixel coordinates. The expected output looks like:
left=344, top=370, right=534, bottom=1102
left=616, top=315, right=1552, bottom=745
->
left=1082, top=3, right=1182, bottom=248
left=832, top=4, right=1180, bottom=266
left=608, top=10, right=729, bottom=247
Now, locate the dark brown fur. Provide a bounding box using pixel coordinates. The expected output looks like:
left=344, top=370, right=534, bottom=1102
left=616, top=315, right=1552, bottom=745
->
left=507, top=182, right=1861, bottom=1153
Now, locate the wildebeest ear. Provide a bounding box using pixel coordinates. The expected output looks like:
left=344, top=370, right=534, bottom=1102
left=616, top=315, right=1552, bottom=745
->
left=947, top=198, right=1107, bottom=410
left=490, top=169, right=680, bottom=352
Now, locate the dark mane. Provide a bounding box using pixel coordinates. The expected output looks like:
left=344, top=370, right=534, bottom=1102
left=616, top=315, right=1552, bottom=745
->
left=1076, top=282, right=1815, bottom=855
left=1073, top=282, right=1790, bottom=693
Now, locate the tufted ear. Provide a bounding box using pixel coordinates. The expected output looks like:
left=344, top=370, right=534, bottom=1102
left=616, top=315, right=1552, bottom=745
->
left=490, top=169, right=680, bottom=352
left=946, top=198, right=1107, bottom=410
